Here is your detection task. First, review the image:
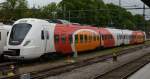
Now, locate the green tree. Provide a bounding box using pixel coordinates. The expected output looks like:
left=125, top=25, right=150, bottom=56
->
left=133, top=14, right=145, bottom=30
left=1, top=0, right=28, bottom=20
left=107, top=3, right=135, bottom=29
left=59, top=0, right=109, bottom=25
left=40, top=2, right=58, bottom=19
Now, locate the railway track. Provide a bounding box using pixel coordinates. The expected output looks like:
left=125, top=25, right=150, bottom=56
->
left=2, top=43, right=149, bottom=79
left=0, top=62, right=16, bottom=78
left=93, top=53, right=150, bottom=79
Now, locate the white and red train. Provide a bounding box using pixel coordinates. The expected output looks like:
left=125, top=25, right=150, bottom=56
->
left=3, top=18, right=146, bottom=59
left=0, top=24, right=12, bottom=55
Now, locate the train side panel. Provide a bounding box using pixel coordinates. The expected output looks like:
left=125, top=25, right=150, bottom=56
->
left=54, top=24, right=73, bottom=54
left=122, top=30, right=132, bottom=45
left=99, top=28, right=115, bottom=48
left=106, top=28, right=123, bottom=46
left=73, top=29, right=100, bottom=52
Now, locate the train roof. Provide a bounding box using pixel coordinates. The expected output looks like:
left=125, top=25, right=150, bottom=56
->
left=14, top=18, right=50, bottom=25
left=0, top=23, right=12, bottom=30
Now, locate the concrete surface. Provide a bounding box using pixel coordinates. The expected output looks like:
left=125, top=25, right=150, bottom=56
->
left=128, top=63, right=150, bottom=79
left=46, top=47, right=150, bottom=79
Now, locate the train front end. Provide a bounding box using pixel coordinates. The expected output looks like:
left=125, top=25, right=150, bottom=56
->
left=3, top=18, right=50, bottom=60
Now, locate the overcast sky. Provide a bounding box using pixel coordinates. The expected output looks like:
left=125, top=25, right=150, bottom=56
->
left=0, top=0, right=150, bottom=19
left=26, top=0, right=149, bottom=16
left=26, top=0, right=147, bottom=7
left=105, top=0, right=150, bottom=19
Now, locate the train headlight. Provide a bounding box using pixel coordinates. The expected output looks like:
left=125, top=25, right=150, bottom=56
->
left=23, top=40, right=31, bottom=46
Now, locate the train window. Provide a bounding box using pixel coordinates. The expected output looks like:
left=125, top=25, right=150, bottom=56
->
left=129, top=35, right=131, bottom=39
left=109, top=35, right=111, bottom=40
left=75, top=35, right=78, bottom=43
left=102, top=35, right=104, bottom=40
left=61, top=35, right=66, bottom=44
left=119, top=35, right=121, bottom=39
left=92, top=34, right=94, bottom=41
left=109, top=35, right=110, bottom=40
left=0, top=32, right=2, bottom=40
left=7, top=32, right=9, bottom=36
left=117, top=35, right=119, bottom=40
left=104, top=35, right=106, bottom=40
left=84, top=35, right=87, bottom=42
left=97, top=36, right=99, bottom=40
left=103, top=35, right=105, bottom=40
left=80, top=35, right=84, bottom=43
left=110, top=35, right=113, bottom=40
left=41, top=30, right=44, bottom=40
left=69, top=35, right=72, bottom=43
left=104, top=35, right=107, bottom=40
left=108, top=35, right=110, bottom=40
left=46, top=31, right=49, bottom=39
left=94, top=35, right=96, bottom=41
left=107, top=35, right=109, bottom=40
left=90, top=35, right=92, bottom=42
left=89, top=35, right=91, bottom=42
left=54, top=35, right=59, bottom=43
left=120, top=35, right=122, bottom=39
left=110, top=35, right=111, bottom=40
left=106, top=35, right=108, bottom=40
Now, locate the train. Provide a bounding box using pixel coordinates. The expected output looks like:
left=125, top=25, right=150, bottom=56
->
left=3, top=18, right=146, bottom=59
left=0, top=23, right=12, bottom=56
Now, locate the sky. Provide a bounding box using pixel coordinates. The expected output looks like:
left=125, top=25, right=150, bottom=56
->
left=104, top=0, right=150, bottom=20
left=26, top=0, right=149, bottom=17
left=0, top=0, right=149, bottom=19
left=27, top=0, right=62, bottom=7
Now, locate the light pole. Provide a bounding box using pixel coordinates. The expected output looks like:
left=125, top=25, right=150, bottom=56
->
left=143, top=3, right=146, bottom=32
left=119, top=0, right=121, bottom=7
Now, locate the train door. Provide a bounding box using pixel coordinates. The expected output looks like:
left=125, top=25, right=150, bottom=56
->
left=0, top=29, right=7, bottom=54
left=59, top=33, right=71, bottom=54
left=41, top=28, right=48, bottom=54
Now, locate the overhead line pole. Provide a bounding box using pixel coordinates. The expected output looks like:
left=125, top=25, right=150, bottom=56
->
left=119, top=0, right=121, bottom=7
left=143, top=3, right=146, bottom=32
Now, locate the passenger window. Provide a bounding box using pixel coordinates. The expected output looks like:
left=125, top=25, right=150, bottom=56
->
left=102, top=35, right=104, bottom=40
left=110, top=35, right=112, bottom=40
left=0, top=32, right=1, bottom=40
left=90, top=35, right=92, bottom=42
left=117, top=35, right=119, bottom=40
left=94, top=35, right=96, bottom=41
left=46, top=31, right=49, bottom=39
left=75, top=35, right=78, bottom=43
left=110, top=35, right=112, bottom=39
left=61, top=35, right=66, bottom=43
left=54, top=35, right=59, bottom=43
left=106, top=35, right=108, bottom=40
left=107, top=35, right=109, bottom=40
left=103, top=35, right=105, bottom=40
left=69, top=35, right=72, bottom=43
left=84, top=35, right=87, bottom=42
left=7, top=32, right=9, bottom=36
left=41, top=30, right=44, bottom=40
left=97, top=36, right=99, bottom=40
left=80, top=35, right=84, bottom=43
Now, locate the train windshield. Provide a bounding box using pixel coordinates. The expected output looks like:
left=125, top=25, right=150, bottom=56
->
left=9, top=23, right=32, bottom=45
